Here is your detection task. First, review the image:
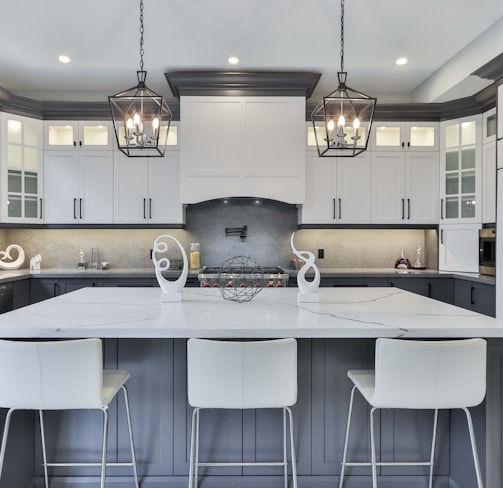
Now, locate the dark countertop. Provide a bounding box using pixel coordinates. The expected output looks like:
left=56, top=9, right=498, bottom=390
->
left=0, top=267, right=495, bottom=285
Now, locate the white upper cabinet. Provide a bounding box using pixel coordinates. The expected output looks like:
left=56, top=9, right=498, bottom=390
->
left=0, top=113, right=43, bottom=223
left=371, top=151, right=439, bottom=224
left=498, top=84, right=503, bottom=140
left=300, top=152, right=371, bottom=224
left=483, top=108, right=497, bottom=145
left=44, top=121, right=114, bottom=150
left=371, top=122, right=438, bottom=152
left=438, top=223, right=481, bottom=272
left=180, top=96, right=305, bottom=204
left=44, top=150, right=114, bottom=224
left=113, top=152, right=183, bottom=224
left=482, top=140, right=496, bottom=224
left=439, top=115, right=482, bottom=224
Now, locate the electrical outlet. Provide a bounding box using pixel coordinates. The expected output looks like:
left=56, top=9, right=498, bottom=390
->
left=318, top=249, right=324, bottom=259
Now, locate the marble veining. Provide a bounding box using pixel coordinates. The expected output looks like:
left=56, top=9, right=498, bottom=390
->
left=0, top=287, right=500, bottom=339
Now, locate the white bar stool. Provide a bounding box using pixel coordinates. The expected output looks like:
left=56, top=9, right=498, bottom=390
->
left=0, top=338, right=139, bottom=488
left=339, top=338, right=486, bottom=488
left=187, top=338, right=298, bottom=488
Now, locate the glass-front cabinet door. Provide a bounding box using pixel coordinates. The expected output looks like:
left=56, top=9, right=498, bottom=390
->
left=440, top=115, right=482, bottom=223
left=1, top=114, right=43, bottom=222
left=372, top=122, right=438, bottom=151
left=44, top=121, right=113, bottom=150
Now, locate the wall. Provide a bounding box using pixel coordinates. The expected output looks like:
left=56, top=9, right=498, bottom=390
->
left=2, top=199, right=437, bottom=270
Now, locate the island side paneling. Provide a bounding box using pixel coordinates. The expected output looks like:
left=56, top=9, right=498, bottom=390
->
left=23, top=338, right=484, bottom=488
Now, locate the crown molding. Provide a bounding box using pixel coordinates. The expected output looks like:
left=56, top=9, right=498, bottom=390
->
left=0, top=64, right=500, bottom=122
left=165, top=70, right=322, bottom=99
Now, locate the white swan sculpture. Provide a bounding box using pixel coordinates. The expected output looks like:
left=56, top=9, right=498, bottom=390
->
left=152, top=235, right=188, bottom=302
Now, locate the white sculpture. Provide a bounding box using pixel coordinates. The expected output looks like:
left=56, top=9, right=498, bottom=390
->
left=290, top=232, right=320, bottom=302
left=30, top=254, right=42, bottom=271
left=152, top=235, right=188, bottom=302
left=0, top=245, right=25, bottom=270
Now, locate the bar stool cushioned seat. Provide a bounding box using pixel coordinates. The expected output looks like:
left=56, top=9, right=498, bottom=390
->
left=0, top=338, right=139, bottom=488
left=187, top=338, right=298, bottom=488
left=339, top=338, right=486, bottom=488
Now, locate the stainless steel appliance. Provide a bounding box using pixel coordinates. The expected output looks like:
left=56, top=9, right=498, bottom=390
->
left=198, top=266, right=289, bottom=288
left=479, top=228, right=496, bottom=275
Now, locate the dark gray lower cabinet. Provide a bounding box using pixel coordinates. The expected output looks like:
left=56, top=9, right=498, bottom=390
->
left=98, top=278, right=159, bottom=287
left=319, top=277, right=388, bottom=287
left=30, top=278, right=97, bottom=303
left=455, top=280, right=496, bottom=317
left=389, top=277, right=455, bottom=304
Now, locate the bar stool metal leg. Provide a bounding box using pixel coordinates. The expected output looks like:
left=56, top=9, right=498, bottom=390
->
left=370, top=407, right=378, bottom=488
left=0, top=408, right=14, bottom=485
left=121, top=385, right=140, bottom=488
left=463, top=407, right=484, bottom=488
left=286, top=406, right=298, bottom=488
left=339, top=385, right=356, bottom=488
left=100, top=408, right=109, bottom=488
left=38, top=410, right=49, bottom=488
left=428, top=409, right=439, bottom=488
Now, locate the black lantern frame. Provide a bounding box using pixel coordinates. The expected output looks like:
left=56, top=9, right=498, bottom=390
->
left=311, top=0, right=376, bottom=157
left=108, top=0, right=172, bottom=157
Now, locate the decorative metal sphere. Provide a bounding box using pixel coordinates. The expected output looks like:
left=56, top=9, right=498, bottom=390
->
left=217, top=256, right=264, bottom=303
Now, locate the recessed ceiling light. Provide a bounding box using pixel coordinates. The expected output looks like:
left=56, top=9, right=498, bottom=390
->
left=396, top=57, right=408, bottom=66
left=58, top=55, right=71, bottom=64
left=228, top=56, right=239, bottom=65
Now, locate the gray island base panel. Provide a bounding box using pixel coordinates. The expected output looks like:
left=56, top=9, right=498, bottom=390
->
left=0, top=286, right=501, bottom=339
left=0, top=288, right=503, bottom=488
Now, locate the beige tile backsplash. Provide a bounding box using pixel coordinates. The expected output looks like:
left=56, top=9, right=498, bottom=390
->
left=0, top=227, right=436, bottom=270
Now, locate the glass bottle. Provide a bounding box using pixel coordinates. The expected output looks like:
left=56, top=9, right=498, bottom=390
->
left=395, top=249, right=411, bottom=271
left=189, top=243, right=200, bottom=270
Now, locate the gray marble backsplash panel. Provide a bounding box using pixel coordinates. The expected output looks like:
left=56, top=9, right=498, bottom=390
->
left=2, top=199, right=437, bottom=269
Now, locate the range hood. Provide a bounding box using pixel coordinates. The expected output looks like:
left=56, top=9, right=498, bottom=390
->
left=165, top=71, right=320, bottom=206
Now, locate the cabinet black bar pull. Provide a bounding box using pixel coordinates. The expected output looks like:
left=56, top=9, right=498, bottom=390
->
left=332, top=198, right=336, bottom=220
left=73, top=198, right=77, bottom=219
left=73, top=141, right=76, bottom=147
left=143, top=198, right=146, bottom=219
left=407, top=141, right=410, bottom=147
left=470, top=286, right=475, bottom=305
left=79, top=198, right=83, bottom=219
left=149, top=198, right=152, bottom=219
left=401, top=142, right=405, bottom=148
left=401, top=199, right=405, bottom=219
left=53, top=282, right=59, bottom=297
left=440, top=229, right=444, bottom=244
left=428, top=282, right=432, bottom=298
left=338, top=198, right=342, bottom=219
left=407, top=198, right=411, bottom=219
left=39, top=198, right=43, bottom=219
left=79, top=141, right=82, bottom=147
left=440, top=199, right=444, bottom=220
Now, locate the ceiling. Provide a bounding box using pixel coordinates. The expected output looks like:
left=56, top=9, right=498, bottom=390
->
left=1, top=0, right=503, bottom=107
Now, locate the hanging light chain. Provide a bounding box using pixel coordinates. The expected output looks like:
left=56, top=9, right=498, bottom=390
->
left=340, top=0, right=345, bottom=73
left=139, top=0, right=145, bottom=72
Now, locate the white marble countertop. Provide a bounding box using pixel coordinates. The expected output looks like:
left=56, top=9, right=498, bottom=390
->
left=0, top=286, right=500, bottom=339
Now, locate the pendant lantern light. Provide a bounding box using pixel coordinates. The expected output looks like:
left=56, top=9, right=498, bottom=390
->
left=109, top=0, right=172, bottom=157
left=311, top=0, right=376, bottom=157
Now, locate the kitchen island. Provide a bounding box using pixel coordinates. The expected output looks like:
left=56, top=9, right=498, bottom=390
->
left=0, top=287, right=502, bottom=488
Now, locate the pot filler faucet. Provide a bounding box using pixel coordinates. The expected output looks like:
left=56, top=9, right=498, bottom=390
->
left=225, top=226, right=247, bottom=240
